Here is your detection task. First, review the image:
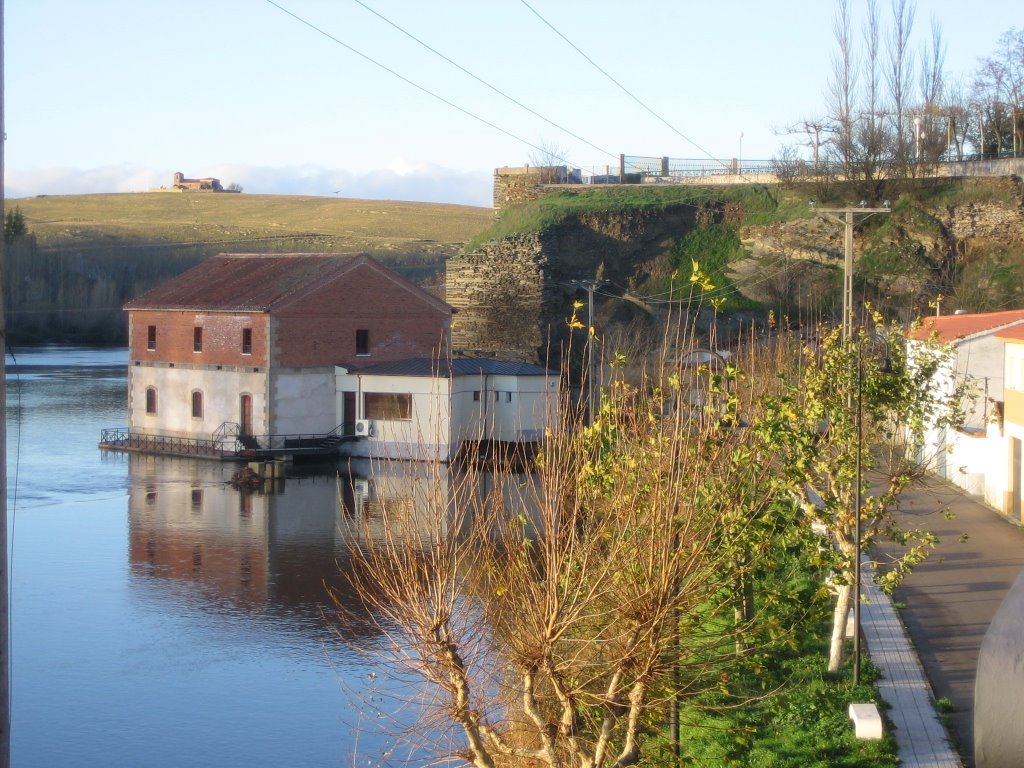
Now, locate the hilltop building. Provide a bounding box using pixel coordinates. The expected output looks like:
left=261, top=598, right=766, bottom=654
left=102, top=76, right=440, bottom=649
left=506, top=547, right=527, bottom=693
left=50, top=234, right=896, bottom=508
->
left=173, top=171, right=223, bottom=192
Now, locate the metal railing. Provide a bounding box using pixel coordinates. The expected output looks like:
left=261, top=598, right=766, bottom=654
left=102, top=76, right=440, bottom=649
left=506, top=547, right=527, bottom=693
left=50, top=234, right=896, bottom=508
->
left=99, top=423, right=352, bottom=460
left=99, top=427, right=237, bottom=458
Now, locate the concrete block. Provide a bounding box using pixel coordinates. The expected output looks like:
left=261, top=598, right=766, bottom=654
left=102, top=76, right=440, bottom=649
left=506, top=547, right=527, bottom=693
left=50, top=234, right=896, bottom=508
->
left=849, top=702, right=883, bottom=739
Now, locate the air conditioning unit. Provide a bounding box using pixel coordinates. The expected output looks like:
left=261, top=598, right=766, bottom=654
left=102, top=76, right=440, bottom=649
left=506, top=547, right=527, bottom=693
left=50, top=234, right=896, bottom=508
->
left=355, top=419, right=374, bottom=437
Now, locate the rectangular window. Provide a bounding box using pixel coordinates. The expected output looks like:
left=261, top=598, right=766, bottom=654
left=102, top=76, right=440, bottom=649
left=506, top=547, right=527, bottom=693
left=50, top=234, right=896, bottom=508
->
left=146, top=387, right=158, bottom=415
left=473, top=390, right=481, bottom=402
left=191, top=391, right=203, bottom=419
left=193, top=327, right=203, bottom=353
left=364, top=392, right=412, bottom=421
left=242, top=328, right=253, bottom=355
left=356, top=329, right=369, bottom=356
left=147, top=325, right=156, bottom=351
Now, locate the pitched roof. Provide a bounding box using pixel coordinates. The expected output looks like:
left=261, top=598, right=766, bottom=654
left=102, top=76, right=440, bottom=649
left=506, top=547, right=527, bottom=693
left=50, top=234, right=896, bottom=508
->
left=995, top=326, right=1024, bottom=342
left=350, top=357, right=552, bottom=378
left=907, top=310, right=1024, bottom=343
left=124, top=253, right=451, bottom=314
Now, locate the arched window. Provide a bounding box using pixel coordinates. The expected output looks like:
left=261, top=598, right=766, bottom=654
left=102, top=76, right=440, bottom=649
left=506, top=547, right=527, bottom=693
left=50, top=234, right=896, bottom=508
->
left=145, top=387, right=158, bottom=415
left=191, top=391, right=203, bottom=419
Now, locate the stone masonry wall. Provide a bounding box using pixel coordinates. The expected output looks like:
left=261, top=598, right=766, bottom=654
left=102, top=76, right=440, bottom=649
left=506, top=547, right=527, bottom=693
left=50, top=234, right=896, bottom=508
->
left=448, top=234, right=547, bottom=362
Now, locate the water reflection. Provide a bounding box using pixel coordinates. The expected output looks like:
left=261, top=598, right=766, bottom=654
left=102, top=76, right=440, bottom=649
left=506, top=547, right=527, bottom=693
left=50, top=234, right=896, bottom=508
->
left=8, top=345, right=539, bottom=766
left=124, top=456, right=530, bottom=638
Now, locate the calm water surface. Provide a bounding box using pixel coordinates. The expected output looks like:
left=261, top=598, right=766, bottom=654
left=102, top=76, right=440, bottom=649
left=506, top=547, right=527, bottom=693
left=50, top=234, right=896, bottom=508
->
left=6, top=346, right=431, bottom=767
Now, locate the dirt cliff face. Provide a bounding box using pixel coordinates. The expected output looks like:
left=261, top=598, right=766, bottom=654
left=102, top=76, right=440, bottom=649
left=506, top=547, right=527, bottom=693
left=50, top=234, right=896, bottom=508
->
left=736, top=186, right=1024, bottom=320
left=447, top=203, right=713, bottom=362
left=450, top=181, right=1024, bottom=363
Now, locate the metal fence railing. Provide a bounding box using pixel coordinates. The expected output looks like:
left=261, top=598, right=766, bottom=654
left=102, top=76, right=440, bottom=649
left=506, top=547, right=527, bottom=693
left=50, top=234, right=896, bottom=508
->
left=99, top=423, right=350, bottom=460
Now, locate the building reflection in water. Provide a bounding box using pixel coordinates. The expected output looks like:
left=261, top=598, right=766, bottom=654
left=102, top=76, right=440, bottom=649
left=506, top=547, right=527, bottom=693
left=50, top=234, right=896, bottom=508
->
left=125, top=455, right=538, bottom=644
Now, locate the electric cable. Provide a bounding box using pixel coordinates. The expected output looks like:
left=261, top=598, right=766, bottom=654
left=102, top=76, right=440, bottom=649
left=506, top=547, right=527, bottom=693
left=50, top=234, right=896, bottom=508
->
left=263, top=0, right=561, bottom=163
left=519, top=0, right=743, bottom=176
left=350, top=0, right=618, bottom=164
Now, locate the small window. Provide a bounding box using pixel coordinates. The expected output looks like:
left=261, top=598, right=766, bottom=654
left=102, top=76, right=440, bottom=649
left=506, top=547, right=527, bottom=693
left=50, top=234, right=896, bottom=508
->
left=504, top=392, right=513, bottom=403
left=145, top=387, right=158, bottom=415
left=473, top=390, right=481, bottom=402
left=356, top=329, right=369, bottom=356
left=191, top=391, right=203, bottom=419
left=242, top=328, right=253, bottom=355
left=147, top=325, right=157, bottom=351
left=193, top=327, right=203, bottom=353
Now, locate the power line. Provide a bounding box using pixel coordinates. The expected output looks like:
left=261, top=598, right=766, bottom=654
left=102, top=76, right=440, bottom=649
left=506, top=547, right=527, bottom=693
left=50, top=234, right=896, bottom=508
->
left=262, top=0, right=552, bottom=160
left=518, top=0, right=735, bottom=174
left=350, top=0, right=617, bottom=164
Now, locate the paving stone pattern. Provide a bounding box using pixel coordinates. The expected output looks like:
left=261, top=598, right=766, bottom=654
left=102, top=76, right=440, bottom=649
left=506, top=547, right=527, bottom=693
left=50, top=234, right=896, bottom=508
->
left=861, top=563, right=964, bottom=768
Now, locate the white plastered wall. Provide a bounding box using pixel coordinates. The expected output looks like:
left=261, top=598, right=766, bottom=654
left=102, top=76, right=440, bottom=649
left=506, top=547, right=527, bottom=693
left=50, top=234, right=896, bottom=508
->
left=128, top=364, right=268, bottom=438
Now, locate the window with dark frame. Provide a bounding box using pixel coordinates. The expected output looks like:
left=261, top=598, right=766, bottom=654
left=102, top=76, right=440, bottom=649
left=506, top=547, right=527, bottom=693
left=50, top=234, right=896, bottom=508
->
left=242, top=328, right=252, bottom=355
left=191, top=391, right=203, bottom=419
left=193, top=327, right=203, bottom=353
left=356, top=329, right=369, bottom=356
left=473, top=391, right=481, bottom=401
left=147, top=325, right=156, bottom=351
left=146, top=387, right=158, bottom=414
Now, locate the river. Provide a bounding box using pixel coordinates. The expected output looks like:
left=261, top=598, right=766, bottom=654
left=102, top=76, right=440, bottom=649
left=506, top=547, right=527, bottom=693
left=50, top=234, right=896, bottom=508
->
left=5, top=346, right=436, bottom=767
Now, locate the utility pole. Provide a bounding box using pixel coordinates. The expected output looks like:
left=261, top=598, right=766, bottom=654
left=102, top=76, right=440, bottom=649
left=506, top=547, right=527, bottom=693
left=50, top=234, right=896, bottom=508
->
left=572, top=279, right=607, bottom=426
left=813, top=201, right=889, bottom=687
left=813, top=203, right=891, bottom=342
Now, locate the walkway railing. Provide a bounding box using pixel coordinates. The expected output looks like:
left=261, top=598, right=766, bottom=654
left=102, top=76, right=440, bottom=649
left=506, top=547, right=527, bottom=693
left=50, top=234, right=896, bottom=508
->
left=99, top=427, right=237, bottom=458
left=99, top=423, right=352, bottom=460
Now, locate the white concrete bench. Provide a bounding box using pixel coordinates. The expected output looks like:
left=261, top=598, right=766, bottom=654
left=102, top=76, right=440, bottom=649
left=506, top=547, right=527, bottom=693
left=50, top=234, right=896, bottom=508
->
left=848, top=702, right=883, bottom=739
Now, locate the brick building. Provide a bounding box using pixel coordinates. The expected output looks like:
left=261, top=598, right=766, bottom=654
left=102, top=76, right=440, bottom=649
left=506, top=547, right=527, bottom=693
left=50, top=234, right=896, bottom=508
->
left=123, top=252, right=453, bottom=443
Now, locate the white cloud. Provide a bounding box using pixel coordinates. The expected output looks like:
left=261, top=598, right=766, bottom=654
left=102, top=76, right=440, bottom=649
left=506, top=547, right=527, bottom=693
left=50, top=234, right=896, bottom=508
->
left=5, top=162, right=494, bottom=208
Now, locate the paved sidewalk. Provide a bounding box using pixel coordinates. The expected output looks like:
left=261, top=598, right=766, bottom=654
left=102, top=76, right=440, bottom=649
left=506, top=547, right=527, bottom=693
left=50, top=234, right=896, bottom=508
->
left=861, top=563, right=963, bottom=768
left=876, top=477, right=1024, bottom=767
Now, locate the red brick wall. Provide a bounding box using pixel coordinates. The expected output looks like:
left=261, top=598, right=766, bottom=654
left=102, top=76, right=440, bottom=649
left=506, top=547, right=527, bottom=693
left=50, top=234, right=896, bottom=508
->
left=129, top=309, right=269, bottom=367
left=272, top=263, right=451, bottom=367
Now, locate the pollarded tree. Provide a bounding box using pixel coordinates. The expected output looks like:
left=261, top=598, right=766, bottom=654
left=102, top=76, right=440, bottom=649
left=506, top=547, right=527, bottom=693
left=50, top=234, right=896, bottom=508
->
left=335, top=334, right=798, bottom=768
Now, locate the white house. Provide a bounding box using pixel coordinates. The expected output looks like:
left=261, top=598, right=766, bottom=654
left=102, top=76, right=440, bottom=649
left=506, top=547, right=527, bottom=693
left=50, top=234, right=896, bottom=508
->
left=335, top=357, right=560, bottom=462
left=907, top=309, right=1024, bottom=498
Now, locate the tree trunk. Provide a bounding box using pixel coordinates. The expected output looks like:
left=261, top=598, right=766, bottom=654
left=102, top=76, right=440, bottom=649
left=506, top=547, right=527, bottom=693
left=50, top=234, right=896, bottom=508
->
left=828, top=582, right=852, bottom=673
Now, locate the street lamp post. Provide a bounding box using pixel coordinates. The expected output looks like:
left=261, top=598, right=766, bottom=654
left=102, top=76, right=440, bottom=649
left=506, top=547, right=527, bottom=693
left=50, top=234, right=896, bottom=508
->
left=914, top=116, right=922, bottom=162
left=737, top=130, right=744, bottom=176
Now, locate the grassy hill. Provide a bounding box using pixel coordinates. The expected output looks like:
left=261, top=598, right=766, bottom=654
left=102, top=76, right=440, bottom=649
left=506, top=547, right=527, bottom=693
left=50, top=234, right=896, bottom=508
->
left=13, top=191, right=492, bottom=257
left=4, top=191, right=493, bottom=344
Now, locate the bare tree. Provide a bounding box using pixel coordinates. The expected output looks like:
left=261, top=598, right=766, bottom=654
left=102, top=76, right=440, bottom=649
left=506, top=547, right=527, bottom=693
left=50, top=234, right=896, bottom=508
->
left=856, top=0, right=889, bottom=184
left=945, top=77, right=972, bottom=160
left=529, top=139, right=570, bottom=183
left=886, top=0, right=917, bottom=169
left=917, top=16, right=948, bottom=163
left=826, top=0, right=858, bottom=179
left=971, top=28, right=1024, bottom=158
left=335, top=331, right=794, bottom=768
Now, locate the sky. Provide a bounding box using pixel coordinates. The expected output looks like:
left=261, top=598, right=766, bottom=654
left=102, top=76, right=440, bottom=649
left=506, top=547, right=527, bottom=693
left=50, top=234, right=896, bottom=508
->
left=3, top=0, right=1011, bottom=208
